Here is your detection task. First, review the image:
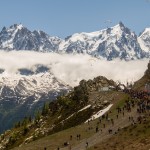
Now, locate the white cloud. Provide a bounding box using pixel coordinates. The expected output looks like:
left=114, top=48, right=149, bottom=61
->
left=0, top=50, right=149, bottom=86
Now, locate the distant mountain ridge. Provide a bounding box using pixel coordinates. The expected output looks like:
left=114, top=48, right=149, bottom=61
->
left=0, top=66, right=71, bottom=133
left=0, top=22, right=150, bottom=60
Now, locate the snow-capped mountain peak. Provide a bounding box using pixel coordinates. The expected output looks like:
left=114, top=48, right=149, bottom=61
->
left=0, top=24, right=62, bottom=51
left=142, top=28, right=150, bottom=34
left=59, top=22, right=144, bottom=60
left=138, top=27, right=150, bottom=53
left=10, top=23, right=24, bottom=30
left=0, top=24, right=25, bottom=49
left=109, top=22, right=128, bottom=34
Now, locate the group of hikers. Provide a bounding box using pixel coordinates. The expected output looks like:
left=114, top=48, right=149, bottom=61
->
left=44, top=87, right=150, bottom=150
left=124, top=89, right=150, bottom=112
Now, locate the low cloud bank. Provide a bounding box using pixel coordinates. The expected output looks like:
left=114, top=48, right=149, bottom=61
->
left=0, top=50, right=149, bottom=86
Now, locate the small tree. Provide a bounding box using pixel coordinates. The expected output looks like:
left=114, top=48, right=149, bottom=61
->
left=23, top=126, right=29, bottom=136
left=21, top=116, right=30, bottom=126
left=14, top=121, right=21, bottom=128
left=35, top=110, right=41, bottom=123
left=42, top=102, right=49, bottom=116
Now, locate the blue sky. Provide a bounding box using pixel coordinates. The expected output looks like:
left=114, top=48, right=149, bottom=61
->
left=0, top=0, right=150, bottom=38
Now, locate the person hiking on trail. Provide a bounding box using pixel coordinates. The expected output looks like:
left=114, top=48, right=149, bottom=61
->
left=99, top=118, right=101, bottom=123
left=129, top=116, right=131, bottom=121
left=86, top=141, right=88, bottom=149
left=116, top=114, right=118, bottom=119
left=107, top=117, right=110, bottom=122
left=79, top=134, right=81, bottom=140
left=57, top=147, right=60, bottom=150
left=108, top=129, right=112, bottom=134
left=70, top=135, right=72, bottom=140
left=123, top=111, right=124, bottom=117
left=100, top=129, right=102, bottom=133
left=96, top=126, right=98, bottom=132
left=44, top=147, right=47, bottom=150
left=112, top=119, right=114, bottom=125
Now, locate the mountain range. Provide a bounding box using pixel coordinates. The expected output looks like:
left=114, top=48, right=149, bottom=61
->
left=0, top=22, right=150, bottom=60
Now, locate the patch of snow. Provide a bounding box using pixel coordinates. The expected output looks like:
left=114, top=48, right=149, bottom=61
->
left=78, top=104, right=91, bottom=112
left=85, top=104, right=113, bottom=123
left=65, top=113, right=75, bottom=120
left=138, top=36, right=150, bottom=53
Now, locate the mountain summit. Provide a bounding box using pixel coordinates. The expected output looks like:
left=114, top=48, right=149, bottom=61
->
left=138, top=28, right=150, bottom=55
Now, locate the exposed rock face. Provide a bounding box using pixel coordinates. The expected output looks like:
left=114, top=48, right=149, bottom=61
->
left=79, top=76, right=116, bottom=92
left=145, top=60, right=150, bottom=77
left=148, top=61, right=150, bottom=70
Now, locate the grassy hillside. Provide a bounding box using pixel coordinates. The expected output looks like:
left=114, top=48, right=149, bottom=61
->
left=11, top=91, right=129, bottom=150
